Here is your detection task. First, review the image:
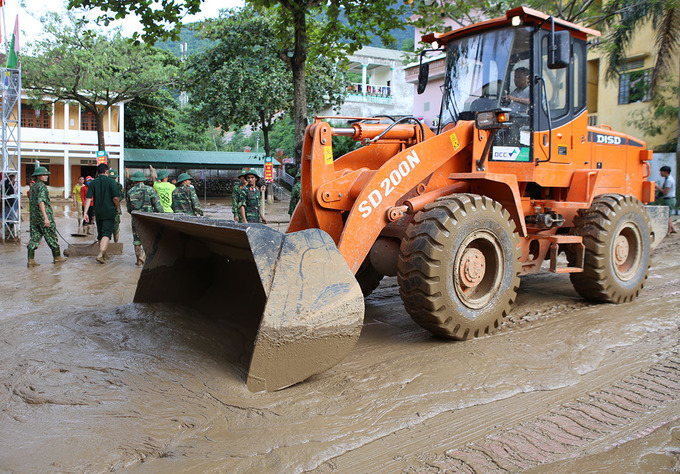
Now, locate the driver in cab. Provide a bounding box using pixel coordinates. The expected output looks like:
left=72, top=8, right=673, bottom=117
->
left=504, top=67, right=530, bottom=113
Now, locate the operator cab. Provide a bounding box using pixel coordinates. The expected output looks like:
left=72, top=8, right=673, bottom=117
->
left=421, top=8, right=596, bottom=166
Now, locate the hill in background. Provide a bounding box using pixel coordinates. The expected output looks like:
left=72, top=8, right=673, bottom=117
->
left=155, top=14, right=415, bottom=58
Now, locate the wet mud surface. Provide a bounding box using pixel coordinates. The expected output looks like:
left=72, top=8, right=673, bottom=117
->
left=1, top=200, right=679, bottom=472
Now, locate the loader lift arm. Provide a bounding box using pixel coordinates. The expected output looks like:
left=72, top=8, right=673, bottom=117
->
left=290, top=117, right=482, bottom=274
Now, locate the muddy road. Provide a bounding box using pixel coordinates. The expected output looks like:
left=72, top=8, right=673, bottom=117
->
left=1, top=200, right=679, bottom=472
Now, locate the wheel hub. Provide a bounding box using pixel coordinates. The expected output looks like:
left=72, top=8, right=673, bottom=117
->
left=459, top=247, right=486, bottom=288
left=614, top=234, right=629, bottom=266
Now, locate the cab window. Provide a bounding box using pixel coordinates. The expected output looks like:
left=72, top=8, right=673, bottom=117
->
left=540, top=35, right=569, bottom=120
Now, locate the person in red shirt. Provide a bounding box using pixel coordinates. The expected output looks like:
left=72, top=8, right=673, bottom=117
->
left=80, top=176, right=95, bottom=235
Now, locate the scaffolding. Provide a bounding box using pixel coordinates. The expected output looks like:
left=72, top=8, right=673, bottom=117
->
left=1, top=67, right=20, bottom=243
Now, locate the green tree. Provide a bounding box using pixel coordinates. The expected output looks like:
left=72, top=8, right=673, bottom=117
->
left=68, top=0, right=407, bottom=162
left=401, top=37, right=415, bottom=52
left=188, top=6, right=352, bottom=159
left=266, top=117, right=296, bottom=157
left=125, top=90, right=179, bottom=149
left=225, top=128, right=255, bottom=153
left=23, top=12, right=180, bottom=151
left=166, top=106, right=228, bottom=151
left=187, top=7, right=294, bottom=158
left=248, top=0, right=407, bottom=162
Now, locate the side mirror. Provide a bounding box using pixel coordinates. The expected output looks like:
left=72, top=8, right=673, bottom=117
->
left=417, top=61, right=429, bottom=94
left=548, top=30, right=570, bottom=70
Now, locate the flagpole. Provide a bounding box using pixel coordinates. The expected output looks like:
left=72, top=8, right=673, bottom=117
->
left=1, top=2, right=6, bottom=51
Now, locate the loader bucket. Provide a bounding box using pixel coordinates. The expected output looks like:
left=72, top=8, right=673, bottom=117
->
left=131, top=212, right=364, bottom=392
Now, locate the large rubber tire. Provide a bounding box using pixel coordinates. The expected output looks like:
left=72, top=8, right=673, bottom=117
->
left=569, top=194, right=651, bottom=303
left=355, top=260, right=384, bottom=297
left=397, top=194, right=521, bottom=340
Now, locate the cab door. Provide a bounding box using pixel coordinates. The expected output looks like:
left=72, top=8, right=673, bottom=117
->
left=533, top=29, right=573, bottom=165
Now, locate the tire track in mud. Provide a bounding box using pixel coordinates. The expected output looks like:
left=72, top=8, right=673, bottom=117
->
left=420, top=352, right=680, bottom=472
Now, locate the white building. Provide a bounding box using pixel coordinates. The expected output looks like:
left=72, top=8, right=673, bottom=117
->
left=320, top=46, right=415, bottom=119
left=17, top=97, right=124, bottom=198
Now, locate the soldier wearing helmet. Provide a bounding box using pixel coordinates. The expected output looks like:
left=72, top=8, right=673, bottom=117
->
left=238, top=168, right=267, bottom=224
left=232, top=169, right=248, bottom=222
left=171, top=173, right=203, bottom=216
left=27, top=166, right=68, bottom=267
left=126, top=171, right=164, bottom=265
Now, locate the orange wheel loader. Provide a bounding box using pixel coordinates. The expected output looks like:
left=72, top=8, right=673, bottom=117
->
left=132, top=7, right=669, bottom=392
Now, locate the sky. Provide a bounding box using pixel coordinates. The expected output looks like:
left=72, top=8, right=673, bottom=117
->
left=1, top=0, right=245, bottom=49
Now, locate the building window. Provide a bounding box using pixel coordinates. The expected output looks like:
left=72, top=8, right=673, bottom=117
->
left=618, top=69, right=652, bottom=104
left=20, top=108, right=50, bottom=128
left=81, top=111, right=97, bottom=131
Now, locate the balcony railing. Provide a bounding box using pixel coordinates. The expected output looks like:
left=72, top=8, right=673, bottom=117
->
left=346, top=82, right=394, bottom=104
left=20, top=127, right=123, bottom=148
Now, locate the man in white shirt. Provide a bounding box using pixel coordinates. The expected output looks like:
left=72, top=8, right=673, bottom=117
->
left=656, top=165, right=676, bottom=233
left=504, top=67, right=530, bottom=114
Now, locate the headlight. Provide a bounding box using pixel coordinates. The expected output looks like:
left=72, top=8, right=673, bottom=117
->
left=475, top=108, right=513, bottom=130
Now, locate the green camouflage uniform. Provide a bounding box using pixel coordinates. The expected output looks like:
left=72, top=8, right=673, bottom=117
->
left=232, top=182, right=244, bottom=222
left=113, top=181, right=125, bottom=236
left=171, top=185, right=203, bottom=216
left=127, top=183, right=163, bottom=245
left=288, top=180, right=301, bottom=216
left=239, top=184, right=262, bottom=223
left=28, top=181, right=61, bottom=254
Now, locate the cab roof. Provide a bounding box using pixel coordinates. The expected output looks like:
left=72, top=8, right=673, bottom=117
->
left=422, top=7, right=601, bottom=46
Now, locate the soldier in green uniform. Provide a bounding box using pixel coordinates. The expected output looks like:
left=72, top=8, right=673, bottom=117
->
left=127, top=171, right=164, bottom=265
left=238, top=169, right=267, bottom=224
left=108, top=168, right=125, bottom=243
left=84, top=163, right=121, bottom=264
left=288, top=169, right=301, bottom=216
left=171, top=173, right=204, bottom=216
left=232, top=172, right=247, bottom=222
left=27, top=166, right=68, bottom=267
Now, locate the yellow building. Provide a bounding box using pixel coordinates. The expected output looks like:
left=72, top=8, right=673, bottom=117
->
left=17, top=97, right=125, bottom=197
left=587, top=20, right=679, bottom=150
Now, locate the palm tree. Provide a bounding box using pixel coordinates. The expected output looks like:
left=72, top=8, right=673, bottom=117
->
left=601, top=0, right=680, bottom=164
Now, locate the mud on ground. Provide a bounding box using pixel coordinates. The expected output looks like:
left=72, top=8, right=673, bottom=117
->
left=1, top=200, right=679, bottom=472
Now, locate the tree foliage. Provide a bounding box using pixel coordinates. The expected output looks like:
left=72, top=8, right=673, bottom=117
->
left=68, top=0, right=408, bottom=162
left=598, top=0, right=680, bottom=163
left=247, top=0, right=407, bottom=161
left=68, top=0, right=204, bottom=43
left=187, top=7, right=295, bottom=158
left=23, top=12, right=180, bottom=150
left=124, top=90, right=178, bottom=149
left=600, top=0, right=680, bottom=84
